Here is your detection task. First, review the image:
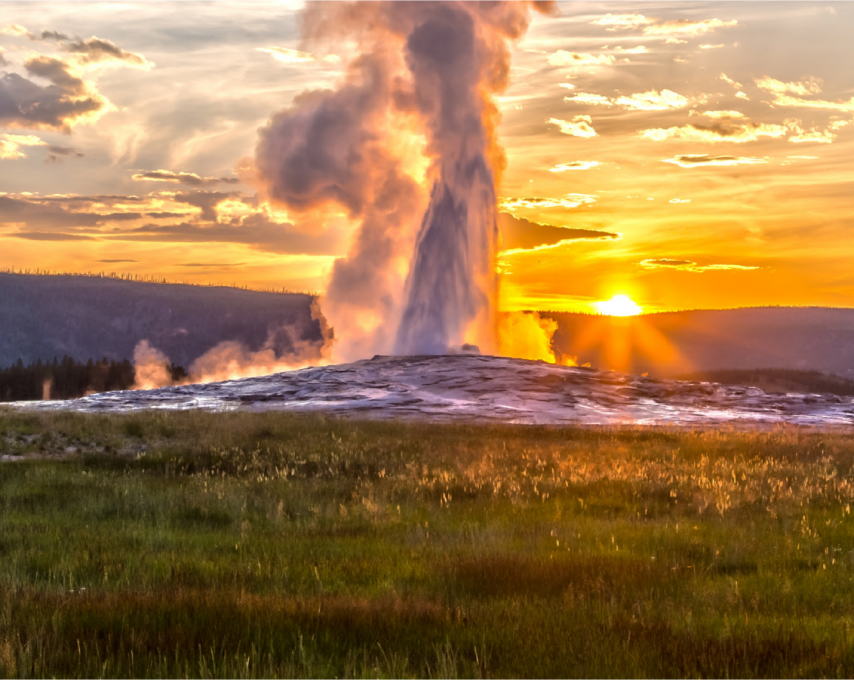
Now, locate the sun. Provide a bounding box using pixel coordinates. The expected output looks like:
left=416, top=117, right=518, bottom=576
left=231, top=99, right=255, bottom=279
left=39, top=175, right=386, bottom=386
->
left=595, top=294, right=642, bottom=317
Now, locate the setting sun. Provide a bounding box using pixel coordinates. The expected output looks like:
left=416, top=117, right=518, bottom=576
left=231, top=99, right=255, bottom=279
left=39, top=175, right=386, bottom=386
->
left=595, top=295, right=642, bottom=317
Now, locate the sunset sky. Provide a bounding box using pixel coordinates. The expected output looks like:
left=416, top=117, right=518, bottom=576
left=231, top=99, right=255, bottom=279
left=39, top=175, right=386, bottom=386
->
left=1, top=1, right=852, bottom=315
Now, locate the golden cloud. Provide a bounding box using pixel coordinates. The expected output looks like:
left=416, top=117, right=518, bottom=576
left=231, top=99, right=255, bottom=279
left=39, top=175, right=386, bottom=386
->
left=720, top=73, right=743, bottom=89
left=0, top=133, right=46, bottom=160
left=257, top=46, right=340, bottom=65
left=755, top=76, right=822, bottom=96
left=641, top=120, right=788, bottom=143
left=662, top=155, right=767, bottom=168
left=592, top=13, right=654, bottom=30
left=548, top=51, right=616, bottom=67
left=640, top=258, right=759, bottom=272
left=565, top=89, right=688, bottom=111
left=642, top=18, right=737, bottom=36
left=499, top=194, right=598, bottom=211
left=132, top=170, right=241, bottom=187
left=498, top=213, right=619, bottom=254
left=548, top=116, right=597, bottom=138
left=549, top=161, right=601, bottom=172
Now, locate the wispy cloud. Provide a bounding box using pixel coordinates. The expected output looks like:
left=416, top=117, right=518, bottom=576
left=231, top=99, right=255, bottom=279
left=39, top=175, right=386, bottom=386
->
left=755, top=76, right=822, bottom=96
left=643, top=18, right=737, bottom=37
left=0, top=133, right=46, bottom=160
left=498, top=213, right=619, bottom=253
left=500, top=194, right=598, bottom=210
left=565, top=89, right=689, bottom=111
left=641, top=120, right=789, bottom=143
left=592, top=13, right=654, bottom=30
left=662, top=155, right=767, bottom=168
left=548, top=51, right=616, bottom=67
left=132, top=169, right=240, bottom=187
left=257, top=46, right=340, bottom=65
left=548, top=116, right=597, bottom=138
left=549, top=161, right=601, bottom=172
left=640, top=258, right=759, bottom=272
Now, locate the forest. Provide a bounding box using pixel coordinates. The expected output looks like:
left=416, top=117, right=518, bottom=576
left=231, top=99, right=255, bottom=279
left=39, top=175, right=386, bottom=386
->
left=0, top=356, right=186, bottom=401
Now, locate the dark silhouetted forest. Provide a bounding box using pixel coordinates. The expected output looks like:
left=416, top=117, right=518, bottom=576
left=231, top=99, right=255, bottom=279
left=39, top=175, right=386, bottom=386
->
left=0, top=356, right=187, bottom=402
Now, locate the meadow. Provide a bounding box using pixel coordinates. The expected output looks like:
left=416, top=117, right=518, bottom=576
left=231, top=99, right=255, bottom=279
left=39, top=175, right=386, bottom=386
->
left=1, top=408, right=854, bottom=678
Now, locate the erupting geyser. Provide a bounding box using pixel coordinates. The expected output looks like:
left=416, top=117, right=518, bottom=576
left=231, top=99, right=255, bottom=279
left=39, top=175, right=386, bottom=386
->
left=255, top=1, right=555, bottom=361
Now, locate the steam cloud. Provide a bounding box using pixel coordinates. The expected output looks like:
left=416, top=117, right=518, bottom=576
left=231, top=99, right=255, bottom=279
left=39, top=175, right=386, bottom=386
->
left=131, top=300, right=333, bottom=389
left=255, top=1, right=558, bottom=361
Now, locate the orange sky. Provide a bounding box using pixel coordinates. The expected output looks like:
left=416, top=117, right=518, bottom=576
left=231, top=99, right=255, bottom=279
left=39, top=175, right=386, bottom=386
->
left=1, top=2, right=853, bottom=314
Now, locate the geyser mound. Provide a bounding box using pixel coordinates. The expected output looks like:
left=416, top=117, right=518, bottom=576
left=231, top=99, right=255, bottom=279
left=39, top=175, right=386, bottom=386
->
left=20, top=354, right=854, bottom=428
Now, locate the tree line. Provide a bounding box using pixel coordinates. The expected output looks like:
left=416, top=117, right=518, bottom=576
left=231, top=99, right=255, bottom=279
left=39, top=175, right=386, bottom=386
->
left=0, top=356, right=187, bottom=402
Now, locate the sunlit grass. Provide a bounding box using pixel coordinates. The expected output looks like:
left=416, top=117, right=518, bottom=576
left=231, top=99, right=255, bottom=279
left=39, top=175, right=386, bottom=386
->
left=1, top=409, right=854, bottom=677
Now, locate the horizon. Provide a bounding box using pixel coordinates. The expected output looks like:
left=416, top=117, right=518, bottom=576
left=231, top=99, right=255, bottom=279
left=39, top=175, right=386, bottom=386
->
left=6, top=267, right=854, bottom=319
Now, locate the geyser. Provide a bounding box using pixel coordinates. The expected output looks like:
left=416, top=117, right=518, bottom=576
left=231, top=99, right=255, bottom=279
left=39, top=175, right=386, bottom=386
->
left=254, top=1, right=554, bottom=361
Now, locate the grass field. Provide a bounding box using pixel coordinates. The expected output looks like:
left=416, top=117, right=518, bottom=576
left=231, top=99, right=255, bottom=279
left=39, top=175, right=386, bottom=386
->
left=2, top=409, right=854, bottom=677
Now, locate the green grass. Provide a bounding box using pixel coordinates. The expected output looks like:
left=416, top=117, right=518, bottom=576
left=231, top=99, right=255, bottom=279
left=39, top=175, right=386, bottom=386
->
left=1, top=408, right=854, bottom=677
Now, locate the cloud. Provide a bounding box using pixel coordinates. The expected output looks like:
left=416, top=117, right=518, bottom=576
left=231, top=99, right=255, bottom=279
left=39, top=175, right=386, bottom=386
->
left=549, top=161, right=601, bottom=172
left=132, top=169, right=241, bottom=187
left=97, top=259, right=137, bottom=263
left=669, top=198, right=691, bottom=203
left=736, top=92, right=749, bottom=100
left=755, top=79, right=854, bottom=113
left=564, top=92, right=612, bottom=106
left=62, top=36, right=153, bottom=69
left=548, top=115, right=596, bottom=137
left=640, top=258, right=759, bottom=272
left=592, top=14, right=653, bottom=30
left=9, top=231, right=96, bottom=241
left=0, top=56, right=108, bottom=131
left=500, top=194, right=597, bottom=210
left=2, top=23, right=151, bottom=69
left=662, top=154, right=768, bottom=168
left=44, top=144, right=84, bottom=163
left=788, top=129, right=836, bottom=144
left=640, top=258, right=694, bottom=268
left=0, top=133, right=46, bottom=160
left=111, top=215, right=341, bottom=256
left=498, top=212, right=619, bottom=253
left=548, top=51, right=615, bottom=67
left=641, top=117, right=848, bottom=144
left=257, top=46, right=340, bottom=65
left=610, top=45, right=648, bottom=55
left=643, top=18, right=737, bottom=37
left=641, top=120, right=789, bottom=143
left=755, top=76, right=822, bottom=96
left=1, top=24, right=32, bottom=38
left=699, top=44, right=725, bottom=50
left=719, top=74, right=742, bottom=89
left=615, top=89, right=688, bottom=111
left=0, top=194, right=142, bottom=230
left=697, top=110, right=746, bottom=119
left=0, top=48, right=7, bottom=67
left=565, top=89, right=688, bottom=111
left=172, top=190, right=239, bottom=220
left=0, top=190, right=340, bottom=256
left=177, top=262, right=247, bottom=267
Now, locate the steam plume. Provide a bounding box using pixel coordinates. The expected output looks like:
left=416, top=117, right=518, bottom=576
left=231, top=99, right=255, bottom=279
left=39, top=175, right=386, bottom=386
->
left=255, top=1, right=554, bottom=360
left=131, top=300, right=333, bottom=388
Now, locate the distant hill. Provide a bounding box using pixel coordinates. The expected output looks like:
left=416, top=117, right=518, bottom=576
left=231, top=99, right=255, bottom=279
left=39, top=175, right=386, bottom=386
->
left=4, top=274, right=854, bottom=382
left=0, top=273, right=321, bottom=368
left=547, top=308, right=854, bottom=379
left=675, top=368, right=854, bottom=397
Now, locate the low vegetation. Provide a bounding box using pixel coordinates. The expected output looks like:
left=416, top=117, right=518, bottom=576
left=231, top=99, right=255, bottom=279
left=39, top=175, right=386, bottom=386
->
left=1, top=410, right=854, bottom=677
